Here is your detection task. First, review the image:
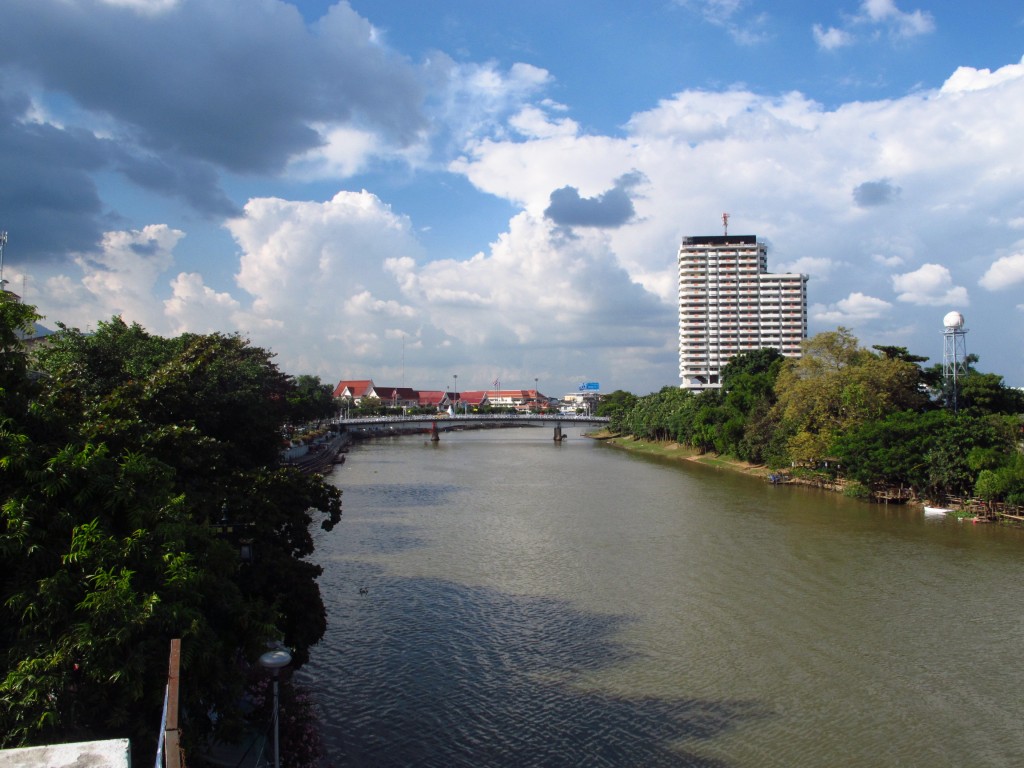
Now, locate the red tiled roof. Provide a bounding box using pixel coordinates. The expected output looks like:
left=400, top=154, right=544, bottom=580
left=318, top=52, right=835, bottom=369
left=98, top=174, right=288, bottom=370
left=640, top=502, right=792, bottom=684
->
left=333, top=379, right=374, bottom=398
left=417, top=390, right=449, bottom=406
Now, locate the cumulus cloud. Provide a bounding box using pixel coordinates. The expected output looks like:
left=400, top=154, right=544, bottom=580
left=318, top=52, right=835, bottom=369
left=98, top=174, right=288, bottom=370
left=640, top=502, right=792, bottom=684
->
left=5, top=1, right=425, bottom=171
left=0, top=0, right=426, bottom=264
left=28, top=190, right=671, bottom=388
left=892, top=264, right=968, bottom=306
left=36, top=224, right=182, bottom=330
left=10, top=0, right=1024, bottom=391
left=544, top=172, right=646, bottom=229
left=812, top=292, right=892, bottom=323
left=813, top=0, right=935, bottom=49
left=979, top=251, right=1024, bottom=290
left=509, top=105, right=579, bottom=140
left=942, top=58, right=1024, bottom=94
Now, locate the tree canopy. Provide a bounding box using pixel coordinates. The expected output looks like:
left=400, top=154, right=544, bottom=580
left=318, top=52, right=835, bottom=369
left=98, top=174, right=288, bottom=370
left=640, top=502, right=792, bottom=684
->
left=606, top=328, right=1024, bottom=506
left=1, top=306, right=341, bottom=758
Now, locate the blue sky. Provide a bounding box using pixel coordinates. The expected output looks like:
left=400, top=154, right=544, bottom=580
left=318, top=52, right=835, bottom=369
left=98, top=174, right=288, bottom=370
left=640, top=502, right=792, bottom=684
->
left=2, top=0, right=1023, bottom=396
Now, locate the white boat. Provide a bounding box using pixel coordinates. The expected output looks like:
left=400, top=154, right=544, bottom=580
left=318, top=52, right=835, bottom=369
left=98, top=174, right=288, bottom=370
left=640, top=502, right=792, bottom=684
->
left=923, top=506, right=951, bottom=516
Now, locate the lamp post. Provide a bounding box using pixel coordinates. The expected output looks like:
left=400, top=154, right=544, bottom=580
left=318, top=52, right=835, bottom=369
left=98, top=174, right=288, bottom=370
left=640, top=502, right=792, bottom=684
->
left=453, top=374, right=458, bottom=415
left=259, top=649, right=292, bottom=768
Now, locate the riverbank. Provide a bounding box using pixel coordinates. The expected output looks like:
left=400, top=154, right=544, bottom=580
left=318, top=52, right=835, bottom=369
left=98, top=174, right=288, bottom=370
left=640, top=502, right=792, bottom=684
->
left=589, top=431, right=772, bottom=478
left=588, top=430, right=1024, bottom=526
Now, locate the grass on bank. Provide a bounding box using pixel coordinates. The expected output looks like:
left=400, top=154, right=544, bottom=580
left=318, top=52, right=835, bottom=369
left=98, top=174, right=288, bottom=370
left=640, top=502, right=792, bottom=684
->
left=587, top=431, right=771, bottom=478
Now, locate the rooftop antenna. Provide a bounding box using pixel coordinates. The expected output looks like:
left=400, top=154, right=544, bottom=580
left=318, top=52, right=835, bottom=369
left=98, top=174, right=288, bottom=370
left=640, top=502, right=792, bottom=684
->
left=722, top=213, right=729, bottom=236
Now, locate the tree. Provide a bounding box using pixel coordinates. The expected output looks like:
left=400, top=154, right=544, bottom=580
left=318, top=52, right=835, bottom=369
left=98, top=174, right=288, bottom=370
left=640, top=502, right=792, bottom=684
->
left=772, top=329, right=928, bottom=465
left=2, top=312, right=341, bottom=757
left=288, top=374, right=340, bottom=426
left=597, top=389, right=637, bottom=433
left=833, top=409, right=949, bottom=490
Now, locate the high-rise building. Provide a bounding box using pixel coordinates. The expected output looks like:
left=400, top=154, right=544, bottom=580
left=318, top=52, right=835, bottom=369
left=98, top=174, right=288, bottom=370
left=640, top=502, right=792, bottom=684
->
left=678, top=233, right=808, bottom=390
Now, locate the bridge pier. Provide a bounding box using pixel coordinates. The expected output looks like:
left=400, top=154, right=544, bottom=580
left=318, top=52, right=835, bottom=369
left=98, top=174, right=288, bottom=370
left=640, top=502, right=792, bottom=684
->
left=430, top=421, right=440, bottom=442
left=553, top=424, right=564, bottom=442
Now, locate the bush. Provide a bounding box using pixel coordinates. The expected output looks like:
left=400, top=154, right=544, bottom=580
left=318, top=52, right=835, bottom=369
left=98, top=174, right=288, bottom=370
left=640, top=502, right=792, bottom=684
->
left=842, top=481, right=871, bottom=500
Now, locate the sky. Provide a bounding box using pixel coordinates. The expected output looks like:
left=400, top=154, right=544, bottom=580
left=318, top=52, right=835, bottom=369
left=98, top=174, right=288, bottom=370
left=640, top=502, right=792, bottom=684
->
left=2, top=0, right=1023, bottom=397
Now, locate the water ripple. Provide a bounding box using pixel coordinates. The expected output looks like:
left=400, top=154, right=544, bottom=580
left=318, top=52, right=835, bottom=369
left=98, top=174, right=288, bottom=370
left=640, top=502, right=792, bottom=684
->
left=305, top=572, right=768, bottom=767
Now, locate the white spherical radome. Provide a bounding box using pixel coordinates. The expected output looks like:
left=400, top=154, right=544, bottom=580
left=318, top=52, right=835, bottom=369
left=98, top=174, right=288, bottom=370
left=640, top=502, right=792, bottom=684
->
left=943, top=311, right=964, bottom=329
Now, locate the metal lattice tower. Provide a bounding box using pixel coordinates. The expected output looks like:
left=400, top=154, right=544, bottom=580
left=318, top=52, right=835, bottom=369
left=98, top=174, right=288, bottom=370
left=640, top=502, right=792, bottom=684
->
left=942, top=311, right=968, bottom=411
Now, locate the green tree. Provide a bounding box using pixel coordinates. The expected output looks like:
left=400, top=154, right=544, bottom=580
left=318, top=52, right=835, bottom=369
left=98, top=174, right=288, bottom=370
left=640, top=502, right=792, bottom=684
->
left=772, top=328, right=928, bottom=465
left=833, top=409, right=949, bottom=490
left=596, top=389, right=637, bottom=433
left=288, top=374, right=340, bottom=426
left=2, top=311, right=341, bottom=757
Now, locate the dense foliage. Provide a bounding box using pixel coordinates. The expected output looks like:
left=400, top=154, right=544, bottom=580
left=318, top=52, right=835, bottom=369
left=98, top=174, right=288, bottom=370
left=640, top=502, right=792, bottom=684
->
left=0, top=300, right=341, bottom=759
left=609, top=328, right=1024, bottom=506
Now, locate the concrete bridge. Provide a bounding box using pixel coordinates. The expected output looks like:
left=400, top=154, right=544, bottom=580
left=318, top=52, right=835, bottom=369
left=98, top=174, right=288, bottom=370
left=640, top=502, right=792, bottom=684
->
left=336, top=413, right=609, bottom=442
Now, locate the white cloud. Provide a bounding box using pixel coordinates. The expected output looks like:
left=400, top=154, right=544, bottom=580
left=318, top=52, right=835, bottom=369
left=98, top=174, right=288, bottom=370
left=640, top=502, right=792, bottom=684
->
left=33, top=191, right=670, bottom=389
left=979, top=251, right=1024, bottom=291
left=775, top=256, right=836, bottom=280
left=97, top=0, right=179, bottom=15
left=872, top=253, right=904, bottom=267
left=427, top=57, right=555, bottom=152
left=509, top=106, right=579, bottom=140
left=941, top=58, right=1024, bottom=94
left=862, top=0, right=935, bottom=38
left=19, top=17, right=1024, bottom=392
left=812, top=291, right=892, bottom=323
left=813, top=25, right=853, bottom=51
left=674, top=0, right=771, bottom=45
left=38, top=225, right=182, bottom=331
left=813, top=0, right=935, bottom=49
left=289, top=125, right=381, bottom=179
left=892, top=264, right=968, bottom=306
left=164, top=273, right=240, bottom=334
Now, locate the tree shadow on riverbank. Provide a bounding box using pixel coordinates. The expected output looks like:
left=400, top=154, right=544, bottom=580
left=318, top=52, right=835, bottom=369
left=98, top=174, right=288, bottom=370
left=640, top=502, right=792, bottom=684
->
left=305, top=568, right=771, bottom=768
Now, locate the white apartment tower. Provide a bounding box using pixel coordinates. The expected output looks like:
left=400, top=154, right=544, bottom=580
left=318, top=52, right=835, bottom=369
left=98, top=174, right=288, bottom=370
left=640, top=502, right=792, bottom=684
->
left=678, top=233, right=808, bottom=390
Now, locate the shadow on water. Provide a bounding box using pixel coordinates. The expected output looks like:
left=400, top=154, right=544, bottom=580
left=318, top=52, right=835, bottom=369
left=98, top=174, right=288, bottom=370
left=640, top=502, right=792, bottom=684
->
left=305, top=566, right=770, bottom=768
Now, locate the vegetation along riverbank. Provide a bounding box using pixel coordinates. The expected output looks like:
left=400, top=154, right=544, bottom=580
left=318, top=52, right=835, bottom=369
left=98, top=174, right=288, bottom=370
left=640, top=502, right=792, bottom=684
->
left=593, top=328, right=1024, bottom=525
left=1, top=297, right=342, bottom=765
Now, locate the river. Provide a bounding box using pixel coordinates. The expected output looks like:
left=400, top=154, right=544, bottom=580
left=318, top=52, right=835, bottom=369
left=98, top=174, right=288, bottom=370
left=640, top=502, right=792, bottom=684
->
left=302, top=426, right=1024, bottom=767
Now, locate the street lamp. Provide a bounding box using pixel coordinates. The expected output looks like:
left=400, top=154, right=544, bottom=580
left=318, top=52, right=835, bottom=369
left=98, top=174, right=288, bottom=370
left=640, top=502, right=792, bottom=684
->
left=453, top=374, right=458, bottom=415
left=259, top=648, right=292, bottom=768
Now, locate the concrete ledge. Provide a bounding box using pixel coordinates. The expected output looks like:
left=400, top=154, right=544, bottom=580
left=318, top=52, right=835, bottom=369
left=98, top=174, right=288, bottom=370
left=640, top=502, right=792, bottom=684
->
left=0, top=738, right=131, bottom=767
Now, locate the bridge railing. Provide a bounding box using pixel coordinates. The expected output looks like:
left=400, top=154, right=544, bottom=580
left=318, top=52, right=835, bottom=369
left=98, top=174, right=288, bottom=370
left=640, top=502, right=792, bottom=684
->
left=335, top=413, right=609, bottom=426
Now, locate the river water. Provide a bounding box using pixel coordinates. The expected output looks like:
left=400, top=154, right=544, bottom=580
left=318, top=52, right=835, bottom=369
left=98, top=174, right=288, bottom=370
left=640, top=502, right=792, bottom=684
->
left=302, top=426, right=1024, bottom=767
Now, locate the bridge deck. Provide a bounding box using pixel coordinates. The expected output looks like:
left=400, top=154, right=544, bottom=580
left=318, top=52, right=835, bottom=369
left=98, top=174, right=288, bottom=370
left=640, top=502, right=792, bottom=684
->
left=336, top=414, right=609, bottom=427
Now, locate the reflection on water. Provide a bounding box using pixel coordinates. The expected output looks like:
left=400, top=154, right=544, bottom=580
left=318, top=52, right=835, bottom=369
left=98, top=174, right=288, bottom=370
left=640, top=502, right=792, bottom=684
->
left=303, top=428, right=1024, bottom=767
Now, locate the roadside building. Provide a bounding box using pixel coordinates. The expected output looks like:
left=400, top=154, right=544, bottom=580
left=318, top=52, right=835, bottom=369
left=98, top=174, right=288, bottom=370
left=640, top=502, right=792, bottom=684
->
left=453, top=390, right=491, bottom=412
left=333, top=379, right=376, bottom=403
left=486, top=389, right=548, bottom=411
left=374, top=386, right=420, bottom=410
left=417, top=390, right=451, bottom=411
left=560, top=391, right=600, bottom=415
left=678, top=233, right=807, bottom=390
